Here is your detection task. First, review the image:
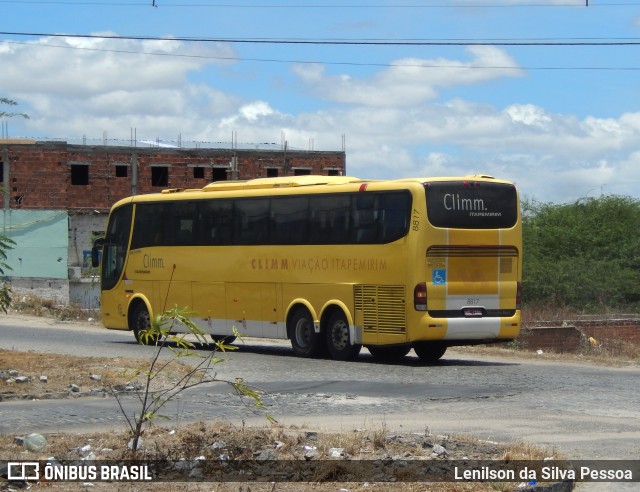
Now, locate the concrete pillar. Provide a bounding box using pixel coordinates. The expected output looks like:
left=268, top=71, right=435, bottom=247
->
left=2, top=148, right=9, bottom=210
left=131, top=152, right=138, bottom=196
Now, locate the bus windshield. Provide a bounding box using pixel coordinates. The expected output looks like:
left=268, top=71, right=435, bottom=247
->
left=101, top=203, right=132, bottom=291
left=425, top=181, right=518, bottom=229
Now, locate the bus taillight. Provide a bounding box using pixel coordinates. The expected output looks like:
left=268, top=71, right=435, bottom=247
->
left=414, top=282, right=427, bottom=311
left=516, top=281, right=522, bottom=310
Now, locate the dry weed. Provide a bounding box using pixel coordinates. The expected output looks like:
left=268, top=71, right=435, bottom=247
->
left=0, top=421, right=558, bottom=491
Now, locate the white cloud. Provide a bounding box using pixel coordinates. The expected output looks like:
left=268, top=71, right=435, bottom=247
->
left=291, top=46, right=523, bottom=107
left=3, top=34, right=640, bottom=203
left=505, top=104, right=552, bottom=128
left=1, top=35, right=240, bottom=138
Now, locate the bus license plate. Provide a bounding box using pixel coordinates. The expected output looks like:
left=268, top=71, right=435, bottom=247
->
left=463, top=308, right=483, bottom=318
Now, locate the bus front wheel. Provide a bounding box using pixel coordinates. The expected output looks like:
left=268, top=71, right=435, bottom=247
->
left=131, top=303, right=159, bottom=345
left=413, top=342, right=447, bottom=362
left=289, top=308, right=324, bottom=358
left=326, top=311, right=361, bottom=361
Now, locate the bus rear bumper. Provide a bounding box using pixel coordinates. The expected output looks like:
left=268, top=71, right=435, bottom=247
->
left=412, top=313, right=521, bottom=343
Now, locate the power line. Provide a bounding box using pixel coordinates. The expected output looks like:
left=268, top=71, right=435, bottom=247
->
left=3, top=31, right=640, bottom=45
left=1, top=0, right=639, bottom=7
left=5, top=0, right=640, bottom=10
left=5, top=39, right=640, bottom=71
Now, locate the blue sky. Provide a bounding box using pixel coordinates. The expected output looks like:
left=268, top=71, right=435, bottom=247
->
left=2, top=0, right=640, bottom=203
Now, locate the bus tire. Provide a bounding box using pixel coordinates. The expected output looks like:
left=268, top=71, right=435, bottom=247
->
left=367, top=345, right=411, bottom=361
left=413, top=342, right=447, bottom=362
left=289, top=308, right=324, bottom=358
left=130, top=303, right=159, bottom=345
left=326, top=310, right=361, bottom=361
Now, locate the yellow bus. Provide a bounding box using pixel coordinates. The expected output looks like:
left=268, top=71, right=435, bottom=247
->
left=94, top=174, right=521, bottom=362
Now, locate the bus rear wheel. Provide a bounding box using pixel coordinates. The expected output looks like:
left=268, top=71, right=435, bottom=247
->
left=367, top=345, right=411, bottom=361
left=131, top=303, right=159, bottom=345
left=326, top=311, right=361, bottom=361
left=413, top=342, right=447, bottom=362
left=289, top=308, right=324, bottom=358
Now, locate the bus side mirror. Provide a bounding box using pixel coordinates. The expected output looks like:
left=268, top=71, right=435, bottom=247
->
left=92, top=238, right=104, bottom=268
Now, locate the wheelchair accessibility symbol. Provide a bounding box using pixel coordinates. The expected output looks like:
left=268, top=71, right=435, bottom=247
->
left=432, top=269, right=446, bottom=285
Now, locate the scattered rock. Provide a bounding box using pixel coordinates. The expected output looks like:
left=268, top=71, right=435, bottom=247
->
left=79, top=444, right=93, bottom=455
left=431, top=443, right=448, bottom=457
left=113, top=383, right=141, bottom=393
left=329, top=447, right=345, bottom=458
left=255, top=448, right=278, bottom=461
left=304, top=448, right=320, bottom=460
left=127, top=437, right=143, bottom=450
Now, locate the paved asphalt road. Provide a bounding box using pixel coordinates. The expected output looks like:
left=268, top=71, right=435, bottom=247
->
left=1, top=314, right=639, bottom=490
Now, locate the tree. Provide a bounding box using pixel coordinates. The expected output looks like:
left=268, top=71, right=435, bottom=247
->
left=0, top=98, right=29, bottom=119
left=0, top=233, right=15, bottom=313
left=522, top=195, right=640, bottom=311
left=1, top=97, right=27, bottom=311
left=111, top=305, right=272, bottom=452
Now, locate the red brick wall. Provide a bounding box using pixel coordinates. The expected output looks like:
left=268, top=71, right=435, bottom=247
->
left=1, top=142, right=346, bottom=212
left=517, top=320, right=640, bottom=353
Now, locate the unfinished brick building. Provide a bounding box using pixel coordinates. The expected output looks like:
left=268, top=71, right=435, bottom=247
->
left=0, top=140, right=346, bottom=305
left=2, top=141, right=346, bottom=212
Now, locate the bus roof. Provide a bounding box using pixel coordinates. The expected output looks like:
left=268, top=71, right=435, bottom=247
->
left=200, top=174, right=366, bottom=192
left=109, top=173, right=513, bottom=209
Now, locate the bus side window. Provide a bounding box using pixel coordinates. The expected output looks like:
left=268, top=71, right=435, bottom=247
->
left=271, top=196, right=309, bottom=244
left=308, top=194, right=350, bottom=244
left=354, top=209, right=377, bottom=243
left=378, top=191, right=411, bottom=243
left=308, top=206, right=330, bottom=243
left=164, top=202, right=197, bottom=246
left=330, top=211, right=349, bottom=243
left=234, top=199, right=269, bottom=245
left=176, top=220, right=193, bottom=245
left=201, top=200, right=232, bottom=245
left=353, top=194, right=377, bottom=243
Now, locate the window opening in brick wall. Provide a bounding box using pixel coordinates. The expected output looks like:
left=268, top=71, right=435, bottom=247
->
left=193, top=166, right=205, bottom=179
left=294, top=168, right=311, bottom=176
left=115, top=165, right=128, bottom=178
left=328, top=169, right=341, bottom=176
left=212, top=168, right=227, bottom=182
left=70, top=164, right=89, bottom=185
left=266, top=168, right=278, bottom=178
left=151, top=166, right=169, bottom=187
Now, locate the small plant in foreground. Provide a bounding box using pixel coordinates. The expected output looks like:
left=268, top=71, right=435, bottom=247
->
left=0, top=232, right=16, bottom=313
left=110, top=305, right=274, bottom=452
